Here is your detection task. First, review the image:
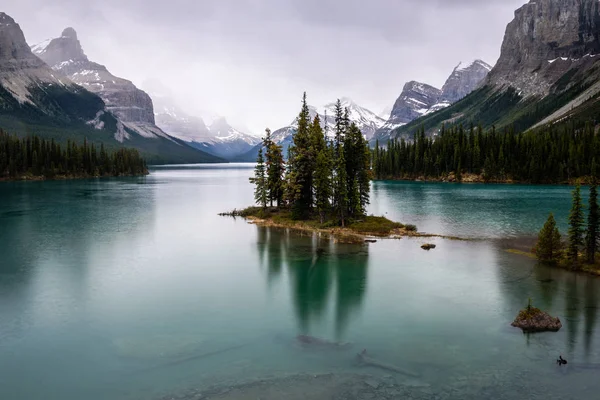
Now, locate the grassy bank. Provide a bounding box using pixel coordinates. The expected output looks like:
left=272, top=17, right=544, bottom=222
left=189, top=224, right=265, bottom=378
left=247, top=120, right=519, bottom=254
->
left=220, top=206, right=469, bottom=243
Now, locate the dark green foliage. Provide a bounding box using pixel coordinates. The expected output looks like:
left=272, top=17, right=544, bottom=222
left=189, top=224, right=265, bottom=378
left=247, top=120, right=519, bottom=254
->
left=288, top=92, right=313, bottom=220
left=374, top=122, right=600, bottom=183
left=536, top=213, right=562, bottom=263
left=250, top=148, right=268, bottom=209
left=263, top=129, right=285, bottom=207
left=0, top=129, right=147, bottom=179
left=586, top=184, right=600, bottom=264
left=568, top=185, right=585, bottom=263
left=249, top=93, right=371, bottom=227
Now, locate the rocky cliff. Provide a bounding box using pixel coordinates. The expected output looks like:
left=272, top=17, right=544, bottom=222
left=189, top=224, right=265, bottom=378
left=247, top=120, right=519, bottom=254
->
left=440, top=60, right=492, bottom=103
left=374, top=60, right=491, bottom=142
left=383, top=0, right=600, bottom=142
left=0, top=13, right=101, bottom=118
left=33, top=28, right=156, bottom=125
left=486, top=0, right=600, bottom=96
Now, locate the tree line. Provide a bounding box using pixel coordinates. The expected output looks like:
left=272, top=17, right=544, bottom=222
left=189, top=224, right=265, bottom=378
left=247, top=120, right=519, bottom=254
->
left=0, top=130, right=147, bottom=179
left=373, top=122, right=600, bottom=183
left=251, top=93, right=371, bottom=226
left=537, top=182, right=600, bottom=268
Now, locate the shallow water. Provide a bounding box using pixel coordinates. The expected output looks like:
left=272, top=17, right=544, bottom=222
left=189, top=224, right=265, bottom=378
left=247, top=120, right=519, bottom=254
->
left=0, top=165, right=599, bottom=400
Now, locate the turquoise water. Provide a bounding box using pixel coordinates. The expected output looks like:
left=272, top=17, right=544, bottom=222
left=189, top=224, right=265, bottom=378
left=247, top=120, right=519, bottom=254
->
left=0, top=165, right=599, bottom=399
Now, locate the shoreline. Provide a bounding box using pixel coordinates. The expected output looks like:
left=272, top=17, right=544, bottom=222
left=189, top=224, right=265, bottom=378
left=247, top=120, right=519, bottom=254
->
left=375, top=172, right=594, bottom=186
left=0, top=171, right=149, bottom=183
left=221, top=207, right=474, bottom=244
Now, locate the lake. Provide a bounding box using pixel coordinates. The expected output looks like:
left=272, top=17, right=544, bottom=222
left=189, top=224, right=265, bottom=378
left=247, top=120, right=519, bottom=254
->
left=0, top=164, right=599, bottom=400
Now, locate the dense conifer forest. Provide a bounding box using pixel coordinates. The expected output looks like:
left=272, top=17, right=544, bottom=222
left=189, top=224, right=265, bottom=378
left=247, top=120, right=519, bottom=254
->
left=0, top=130, right=147, bottom=180
left=373, top=122, right=600, bottom=183
left=251, top=93, right=371, bottom=226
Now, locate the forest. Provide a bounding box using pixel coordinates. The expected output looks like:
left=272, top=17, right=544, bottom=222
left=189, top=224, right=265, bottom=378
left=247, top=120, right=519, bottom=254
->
left=0, top=130, right=148, bottom=179
left=373, top=122, right=600, bottom=183
left=251, top=93, right=371, bottom=227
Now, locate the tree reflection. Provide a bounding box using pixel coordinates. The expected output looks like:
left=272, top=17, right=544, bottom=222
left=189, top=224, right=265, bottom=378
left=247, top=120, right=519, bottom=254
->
left=256, top=227, right=368, bottom=339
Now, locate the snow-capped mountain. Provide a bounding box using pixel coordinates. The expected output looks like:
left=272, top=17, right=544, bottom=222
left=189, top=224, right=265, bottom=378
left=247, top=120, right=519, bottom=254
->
left=151, top=94, right=260, bottom=160
left=374, top=59, right=492, bottom=143
left=235, top=98, right=383, bottom=161
left=26, top=26, right=222, bottom=163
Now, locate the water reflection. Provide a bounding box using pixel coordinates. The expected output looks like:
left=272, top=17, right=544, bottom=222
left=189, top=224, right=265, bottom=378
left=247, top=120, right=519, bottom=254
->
left=255, top=226, right=368, bottom=339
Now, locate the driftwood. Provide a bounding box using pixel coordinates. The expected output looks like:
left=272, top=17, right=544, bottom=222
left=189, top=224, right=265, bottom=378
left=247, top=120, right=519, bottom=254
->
left=356, top=349, right=420, bottom=378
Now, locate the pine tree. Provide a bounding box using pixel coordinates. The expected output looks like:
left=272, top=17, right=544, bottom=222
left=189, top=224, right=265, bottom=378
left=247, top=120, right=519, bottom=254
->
left=536, top=213, right=562, bottom=263
left=586, top=184, right=599, bottom=264
left=568, top=184, right=585, bottom=264
left=357, top=134, right=371, bottom=216
left=314, top=146, right=332, bottom=223
left=335, top=145, right=349, bottom=227
left=250, top=148, right=268, bottom=209
left=263, top=128, right=285, bottom=207
left=288, top=92, right=313, bottom=220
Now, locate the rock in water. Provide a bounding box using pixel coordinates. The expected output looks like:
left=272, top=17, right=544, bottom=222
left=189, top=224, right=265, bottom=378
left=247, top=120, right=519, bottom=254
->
left=511, top=306, right=562, bottom=332
left=421, top=244, right=436, bottom=250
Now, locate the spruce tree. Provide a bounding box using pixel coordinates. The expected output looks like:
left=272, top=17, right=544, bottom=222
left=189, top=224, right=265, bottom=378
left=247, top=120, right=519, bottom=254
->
left=288, top=92, right=313, bottom=220
left=336, top=146, right=349, bottom=227
left=568, top=184, right=585, bottom=264
left=263, top=128, right=285, bottom=207
left=586, top=184, right=599, bottom=264
left=314, top=146, right=332, bottom=223
left=357, top=134, right=371, bottom=216
left=250, top=148, right=268, bottom=209
left=536, top=213, right=562, bottom=263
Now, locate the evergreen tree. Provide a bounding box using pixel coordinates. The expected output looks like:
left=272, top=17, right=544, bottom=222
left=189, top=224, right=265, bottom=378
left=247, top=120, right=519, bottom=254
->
left=263, top=128, right=285, bottom=207
left=288, top=92, right=313, bottom=220
left=536, top=213, right=562, bottom=263
left=250, top=148, right=268, bottom=209
left=314, top=146, right=332, bottom=223
left=335, top=146, right=349, bottom=227
left=586, top=184, right=599, bottom=264
left=568, top=184, right=585, bottom=264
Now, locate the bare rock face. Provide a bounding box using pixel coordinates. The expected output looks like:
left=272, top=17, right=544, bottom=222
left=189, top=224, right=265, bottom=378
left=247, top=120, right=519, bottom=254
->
left=386, top=81, right=442, bottom=128
left=440, top=60, right=492, bottom=103
left=33, top=28, right=156, bottom=124
left=486, top=0, right=600, bottom=97
left=0, top=13, right=78, bottom=105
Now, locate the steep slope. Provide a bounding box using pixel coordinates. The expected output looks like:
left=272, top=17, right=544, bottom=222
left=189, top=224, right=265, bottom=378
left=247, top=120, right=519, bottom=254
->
left=440, top=60, right=492, bottom=103
left=0, top=13, right=111, bottom=127
left=235, top=99, right=383, bottom=162
left=151, top=94, right=260, bottom=160
left=374, top=60, right=491, bottom=142
left=385, top=0, right=600, bottom=142
left=322, top=98, right=385, bottom=140
left=30, top=27, right=221, bottom=163
left=377, top=82, right=442, bottom=137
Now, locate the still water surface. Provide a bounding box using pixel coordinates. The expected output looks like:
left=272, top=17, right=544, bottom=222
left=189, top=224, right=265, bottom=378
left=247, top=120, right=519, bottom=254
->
left=0, top=164, right=599, bottom=399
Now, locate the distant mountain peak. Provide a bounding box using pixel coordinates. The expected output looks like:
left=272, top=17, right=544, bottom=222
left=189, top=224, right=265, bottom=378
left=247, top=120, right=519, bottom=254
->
left=61, top=27, right=78, bottom=39
left=454, top=59, right=492, bottom=73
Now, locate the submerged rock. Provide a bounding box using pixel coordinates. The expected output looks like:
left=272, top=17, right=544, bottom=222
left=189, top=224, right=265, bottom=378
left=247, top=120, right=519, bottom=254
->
left=511, top=307, right=562, bottom=333
left=421, top=244, right=436, bottom=250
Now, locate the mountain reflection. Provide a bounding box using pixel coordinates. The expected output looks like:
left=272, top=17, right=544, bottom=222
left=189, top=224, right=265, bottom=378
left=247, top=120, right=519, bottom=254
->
left=255, top=226, right=368, bottom=339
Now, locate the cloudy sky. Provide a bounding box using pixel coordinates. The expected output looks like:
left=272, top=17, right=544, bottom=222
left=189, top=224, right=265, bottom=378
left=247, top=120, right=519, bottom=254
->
left=6, top=0, right=526, bottom=134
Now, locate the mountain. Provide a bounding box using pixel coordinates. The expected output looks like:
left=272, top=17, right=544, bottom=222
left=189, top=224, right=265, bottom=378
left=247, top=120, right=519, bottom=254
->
left=378, top=81, right=442, bottom=135
left=384, top=0, right=600, bottom=142
left=235, top=98, right=384, bottom=162
left=374, top=60, right=491, bottom=142
left=0, top=13, right=114, bottom=129
left=440, top=60, right=492, bottom=103
left=151, top=94, right=260, bottom=160
left=29, top=26, right=221, bottom=163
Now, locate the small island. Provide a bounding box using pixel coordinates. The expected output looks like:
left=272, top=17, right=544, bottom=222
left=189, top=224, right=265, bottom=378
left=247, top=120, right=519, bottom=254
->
left=511, top=299, right=562, bottom=333
left=220, top=206, right=419, bottom=243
